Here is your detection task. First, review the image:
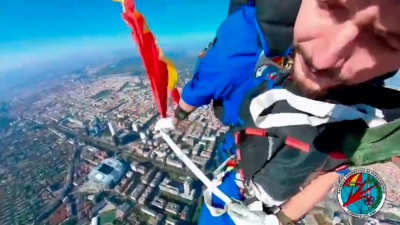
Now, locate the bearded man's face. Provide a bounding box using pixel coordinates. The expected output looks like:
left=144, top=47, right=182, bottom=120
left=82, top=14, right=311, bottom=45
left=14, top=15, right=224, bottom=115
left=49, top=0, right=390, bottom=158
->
left=292, top=0, right=400, bottom=97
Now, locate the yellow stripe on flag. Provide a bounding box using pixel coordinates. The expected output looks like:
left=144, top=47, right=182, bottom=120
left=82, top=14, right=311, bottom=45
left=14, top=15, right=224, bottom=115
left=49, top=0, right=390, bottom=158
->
left=159, top=49, right=178, bottom=90
left=113, top=0, right=179, bottom=91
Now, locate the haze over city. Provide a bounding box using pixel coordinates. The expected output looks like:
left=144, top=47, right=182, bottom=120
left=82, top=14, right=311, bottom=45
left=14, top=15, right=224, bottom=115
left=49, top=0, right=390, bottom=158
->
left=0, top=0, right=228, bottom=76
left=1, top=1, right=400, bottom=225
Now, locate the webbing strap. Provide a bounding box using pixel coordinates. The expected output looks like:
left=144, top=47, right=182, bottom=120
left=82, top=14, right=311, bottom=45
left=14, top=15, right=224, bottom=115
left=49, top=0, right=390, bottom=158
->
left=203, top=181, right=228, bottom=217
left=276, top=211, right=296, bottom=225
left=235, top=128, right=311, bottom=162
left=255, top=18, right=270, bottom=56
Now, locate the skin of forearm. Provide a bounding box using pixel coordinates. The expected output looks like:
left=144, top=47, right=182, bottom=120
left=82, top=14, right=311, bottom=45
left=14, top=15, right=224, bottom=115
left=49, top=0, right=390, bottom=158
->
left=178, top=98, right=197, bottom=113
left=281, top=172, right=340, bottom=221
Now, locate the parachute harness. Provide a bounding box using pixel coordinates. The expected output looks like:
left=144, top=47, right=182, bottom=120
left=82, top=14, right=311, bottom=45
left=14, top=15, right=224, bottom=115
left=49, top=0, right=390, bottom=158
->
left=160, top=130, right=296, bottom=225
left=159, top=131, right=233, bottom=204
left=160, top=130, right=257, bottom=217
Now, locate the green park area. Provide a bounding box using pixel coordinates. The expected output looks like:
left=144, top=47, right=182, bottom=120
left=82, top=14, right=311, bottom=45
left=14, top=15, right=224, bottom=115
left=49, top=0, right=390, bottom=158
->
left=98, top=209, right=117, bottom=225
left=91, top=90, right=112, bottom=100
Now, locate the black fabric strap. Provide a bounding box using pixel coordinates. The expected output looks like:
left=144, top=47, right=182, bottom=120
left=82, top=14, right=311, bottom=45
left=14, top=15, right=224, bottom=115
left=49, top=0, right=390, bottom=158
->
left=264, top=205, right=295, bottom=225
left=174, top=105, right=190, bottom=121
left=255, top=0, right=301, bottom=56
left=276, top=210, right=296, bottom=225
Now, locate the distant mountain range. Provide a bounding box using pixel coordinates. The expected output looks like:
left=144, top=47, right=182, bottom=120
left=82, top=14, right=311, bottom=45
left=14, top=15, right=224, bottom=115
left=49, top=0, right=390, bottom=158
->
left=92, top=50, right=199, bottom=76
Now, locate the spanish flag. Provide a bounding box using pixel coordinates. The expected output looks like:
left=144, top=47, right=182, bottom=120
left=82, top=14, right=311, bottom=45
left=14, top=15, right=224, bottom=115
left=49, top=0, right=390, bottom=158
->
left=113, top=0, right=180, bottom=118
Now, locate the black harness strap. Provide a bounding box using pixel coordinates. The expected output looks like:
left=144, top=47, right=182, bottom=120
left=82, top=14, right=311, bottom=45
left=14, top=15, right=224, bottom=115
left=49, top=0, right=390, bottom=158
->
left=256, top=0, right=301, bottom=56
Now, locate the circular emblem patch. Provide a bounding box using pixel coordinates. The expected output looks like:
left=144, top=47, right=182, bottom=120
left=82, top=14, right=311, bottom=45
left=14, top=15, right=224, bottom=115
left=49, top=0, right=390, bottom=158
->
left=337, top=168, right=386, bottom=218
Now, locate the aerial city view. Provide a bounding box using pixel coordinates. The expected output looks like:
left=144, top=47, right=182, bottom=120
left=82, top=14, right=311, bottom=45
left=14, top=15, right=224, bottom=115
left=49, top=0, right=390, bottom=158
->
left=1, top=0, right=400, bottom=225
left=0, top=58, right=225, bottom=225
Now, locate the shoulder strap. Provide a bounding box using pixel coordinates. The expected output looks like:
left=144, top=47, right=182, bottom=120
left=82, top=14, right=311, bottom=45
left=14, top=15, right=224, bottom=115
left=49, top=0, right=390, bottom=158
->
left=254, top=53, right=300, bottom=94
left=255, top=0, right=301, bottom=56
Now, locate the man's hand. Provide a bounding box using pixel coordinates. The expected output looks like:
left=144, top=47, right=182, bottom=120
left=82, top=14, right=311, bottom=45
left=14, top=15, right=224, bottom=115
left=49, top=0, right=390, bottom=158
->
left=154, top=117, right=176, bottom=131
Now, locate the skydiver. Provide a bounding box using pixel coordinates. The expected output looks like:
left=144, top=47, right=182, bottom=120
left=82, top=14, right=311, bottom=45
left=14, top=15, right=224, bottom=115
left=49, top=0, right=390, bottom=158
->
left=155, top=0, right=400, bottom=224
left=155, top=0, right=299, bottom=159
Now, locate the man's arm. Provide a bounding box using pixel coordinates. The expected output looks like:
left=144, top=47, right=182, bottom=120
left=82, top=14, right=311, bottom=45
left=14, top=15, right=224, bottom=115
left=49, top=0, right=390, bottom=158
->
left=173, top=98, right=198, bottom=123
left=178, top=98, right=197, bottom=114
left=281, top=172, right=340, bottom=221
left=174, top=63, right=225, bottom=122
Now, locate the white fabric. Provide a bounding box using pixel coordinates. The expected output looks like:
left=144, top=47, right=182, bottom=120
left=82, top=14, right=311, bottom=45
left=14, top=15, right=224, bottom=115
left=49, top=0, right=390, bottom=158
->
left=234, top=173, right=245, bottom=190
left=203, top=174, right=279, bottom=225
left=205, top=185, right=280, bottom=225
left=228, top=202, right=280, bottom=225
left=249, top=89, right=387, bottom=129
left=154, top=117, right=175, bottom=131
left=247, top=201, right=264, bottom=211
left=204, top=188, right=228, bottom=216
left=251, top=181, right=285, bottom=207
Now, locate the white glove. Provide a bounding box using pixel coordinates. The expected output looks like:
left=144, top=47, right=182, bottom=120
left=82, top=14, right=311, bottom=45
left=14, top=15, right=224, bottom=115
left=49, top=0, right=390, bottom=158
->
left=227, top=201, right=280, bottom=225
left=154, top=117, right=175, bottom=131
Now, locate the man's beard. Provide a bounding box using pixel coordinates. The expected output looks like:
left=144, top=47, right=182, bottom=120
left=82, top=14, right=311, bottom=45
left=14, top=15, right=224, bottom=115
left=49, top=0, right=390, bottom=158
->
left=291, top=78, right=328, bottom=99
left=290, top=44, right=349, bottom=100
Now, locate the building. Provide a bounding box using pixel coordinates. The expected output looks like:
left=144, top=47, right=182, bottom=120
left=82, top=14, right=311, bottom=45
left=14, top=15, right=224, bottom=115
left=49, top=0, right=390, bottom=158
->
left=117, top=131, right=136, bottom=145
left=159, top=178, right=180, bottom=195
left=87, top=146, right=100, bottom=153
left=126, top=171, right=133, bottom=178
left=151, top=196, right=166, bottom=209
left=139, top=132, right=147, bottom=141
left=107, top=122, right=116, bottom=136
left=132, top=123, right=140, bottom=132
left=87, top=158, right=126, bottom=189
left=141, top=207, right=156, bottom=217
left=91, top=216, right=98, bottom=225
left=117, top=202, right=132, bottom=218
left=108, top=121, right=120, bottom=146
left=150, top=171, right=163, bottom=188
left=153, top=148, right=167, bottom=158
left=137, top=165, right=148, bottom=175
left=180, top=205, right=190, bottom=221
left=130, top=161, right=139, bottom=171
left=181, top=176, right=195, bottom=201
left=165, top=202, right=181, bottom=215
left=165, top=217, right=178, bottom=225
left=142, top=168, right=157, bottom=185
left=183, top=177, right=192, bottom=195
left=130, top=184, right=145, bottom=201
left=92, top=200, right=107, bottom=216
left=67, top=117, right=84, bottom=127
left=141, top=186, right=154, bottom=200
left=166, top=157, right=183, bottom=168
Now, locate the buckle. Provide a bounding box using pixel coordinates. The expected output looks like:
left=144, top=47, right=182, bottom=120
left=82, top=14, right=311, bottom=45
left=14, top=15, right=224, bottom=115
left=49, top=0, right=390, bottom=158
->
left=213, top=154, right=237, bottom=177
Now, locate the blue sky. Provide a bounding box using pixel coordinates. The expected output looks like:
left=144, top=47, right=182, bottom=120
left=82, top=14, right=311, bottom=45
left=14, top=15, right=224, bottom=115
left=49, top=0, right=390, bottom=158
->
left=0, top=0, right=229, bottom=74
left=0, top=0, right=399, bottom=86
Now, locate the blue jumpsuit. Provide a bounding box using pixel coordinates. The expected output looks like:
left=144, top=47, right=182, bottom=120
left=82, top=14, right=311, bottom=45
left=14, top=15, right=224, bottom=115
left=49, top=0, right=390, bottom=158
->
left=181, top=5, right=264, bottom=161
left=180, top=5, right=264, bottom=225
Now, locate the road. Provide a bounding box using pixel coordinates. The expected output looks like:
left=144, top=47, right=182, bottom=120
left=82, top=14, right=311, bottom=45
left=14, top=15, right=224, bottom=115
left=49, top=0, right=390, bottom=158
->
left=49, top=123, right=196, bottom=178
